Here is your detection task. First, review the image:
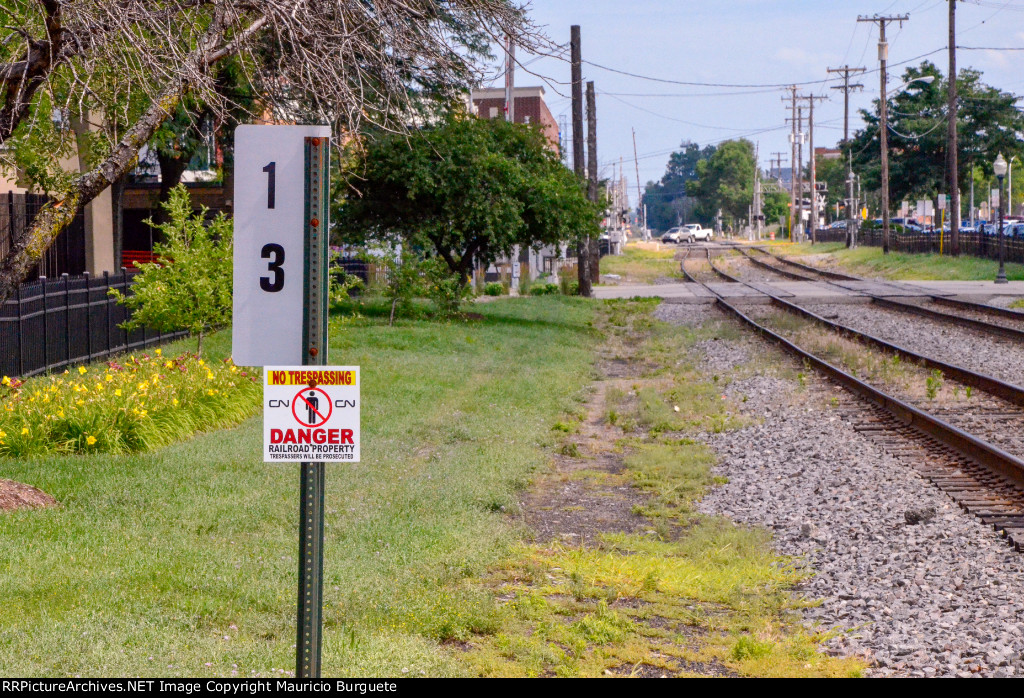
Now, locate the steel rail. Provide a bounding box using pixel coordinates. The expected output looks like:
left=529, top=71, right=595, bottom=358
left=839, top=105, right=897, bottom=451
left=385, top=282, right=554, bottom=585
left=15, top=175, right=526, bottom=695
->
left=705, top=252, right=1024, bottom=405
left=698, top=252, right=1024, bottom=485
left=750, top=245, right=1024, bottom=325
left=716, top=296, right=1024, bottom=486
left=737, top=246, right=1024, bottom=342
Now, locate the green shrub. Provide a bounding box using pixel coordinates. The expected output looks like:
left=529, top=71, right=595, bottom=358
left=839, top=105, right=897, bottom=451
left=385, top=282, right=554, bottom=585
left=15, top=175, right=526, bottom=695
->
left=529, top=283, right=560, bottom=296
left=0, top=351, right=260, bottom=457
left=484, top=282, right=504, bottom=296
left=109, top=186, right=231, bottom=355
left=423, top=258, right=471, bottom=317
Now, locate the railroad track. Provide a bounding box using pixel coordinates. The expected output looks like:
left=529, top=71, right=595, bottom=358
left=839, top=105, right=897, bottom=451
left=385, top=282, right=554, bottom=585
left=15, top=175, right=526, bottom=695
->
left=686, top=252, right=1024, bottom=551
left=742, top=246, right=1024, bottom=342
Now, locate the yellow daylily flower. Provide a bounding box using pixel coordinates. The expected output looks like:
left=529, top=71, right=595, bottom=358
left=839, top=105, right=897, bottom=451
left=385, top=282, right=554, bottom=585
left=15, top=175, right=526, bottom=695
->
left=78, top=366, right=87, bottom=375
left=86, top=435, right=97, bottom=445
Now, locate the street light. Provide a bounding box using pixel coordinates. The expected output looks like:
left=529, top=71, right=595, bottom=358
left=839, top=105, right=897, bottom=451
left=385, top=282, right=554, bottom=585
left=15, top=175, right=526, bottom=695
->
left=995, top=152, right=1008, bottom=284
left=1010, top=155, right=1019, bottom=219
left=879, top=74, right=936, bottom=255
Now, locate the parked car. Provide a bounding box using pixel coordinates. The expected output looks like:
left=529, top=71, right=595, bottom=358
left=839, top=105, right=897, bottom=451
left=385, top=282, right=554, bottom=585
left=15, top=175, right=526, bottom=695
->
left=661, top=227, right=684, bottom=244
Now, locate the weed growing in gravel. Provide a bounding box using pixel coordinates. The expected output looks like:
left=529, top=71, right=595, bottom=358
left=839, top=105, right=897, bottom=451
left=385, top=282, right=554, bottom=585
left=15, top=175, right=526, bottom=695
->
left=926, top=369, right=944, bottom=400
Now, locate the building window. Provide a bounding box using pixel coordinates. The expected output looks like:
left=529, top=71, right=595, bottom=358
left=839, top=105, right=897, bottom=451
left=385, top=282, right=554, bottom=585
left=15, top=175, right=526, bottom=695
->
left=524, top=116, right=531, bottom=124
left=490, top=107, right=499, bottom=119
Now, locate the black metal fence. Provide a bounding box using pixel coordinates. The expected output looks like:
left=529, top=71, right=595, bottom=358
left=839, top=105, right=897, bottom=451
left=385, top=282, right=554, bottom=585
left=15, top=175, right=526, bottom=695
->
left=0, top=269, right=187, bottom=379
left=1, top=192, right=86, bottom=280
left=811, top=227, right=1024, bottom=264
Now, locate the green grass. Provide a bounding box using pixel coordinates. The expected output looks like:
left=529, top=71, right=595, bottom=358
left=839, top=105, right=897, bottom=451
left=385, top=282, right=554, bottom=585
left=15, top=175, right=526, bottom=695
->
left=0, top=297, right=598, bottom=677
left=458, top=300, right=864, bottom=678
left=775, top=241, right=1024, bottom=281
left=599, top=246, right=682, bottom=285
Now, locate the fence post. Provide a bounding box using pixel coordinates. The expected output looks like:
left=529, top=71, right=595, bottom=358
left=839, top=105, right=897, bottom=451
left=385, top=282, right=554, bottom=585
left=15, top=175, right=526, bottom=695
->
left=122, top=267, right=129, bottom=349
left=62, top=273, right=71, bottom=369
left=16, top=284, right=23, bottom=376
left=83, top=272, right=92, bottom=361
left=104, top=270, right=111, bottom=357
left=40, top=276, right=48, bottom=372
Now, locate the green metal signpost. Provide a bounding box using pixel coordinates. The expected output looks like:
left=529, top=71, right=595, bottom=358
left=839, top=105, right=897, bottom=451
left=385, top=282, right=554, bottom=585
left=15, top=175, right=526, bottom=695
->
left=297, top=136, right=330, bottom=678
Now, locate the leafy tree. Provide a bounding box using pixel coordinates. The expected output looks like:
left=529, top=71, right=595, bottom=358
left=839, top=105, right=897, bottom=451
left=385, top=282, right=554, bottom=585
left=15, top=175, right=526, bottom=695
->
left=336, top=115, right=600, bottom=305
left=849, top=61, right=1024, bottom=209
left=642, top=141, right=716, bottom=231
left=762, top=189, right=790, bottom=227
left=690, top=139, right=756, bottom=227
left=109, top=186, right=231, bottom=355
left=0, top=0, right=539, bottom=302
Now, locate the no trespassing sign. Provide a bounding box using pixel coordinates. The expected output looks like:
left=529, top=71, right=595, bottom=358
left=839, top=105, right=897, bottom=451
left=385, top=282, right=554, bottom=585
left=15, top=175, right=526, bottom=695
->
left=263, top=367, right=360, bottom=462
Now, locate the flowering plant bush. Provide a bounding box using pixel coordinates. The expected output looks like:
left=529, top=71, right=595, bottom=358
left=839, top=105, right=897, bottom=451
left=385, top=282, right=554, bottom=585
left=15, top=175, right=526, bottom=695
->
left=0, top=350, right=261, bottom=457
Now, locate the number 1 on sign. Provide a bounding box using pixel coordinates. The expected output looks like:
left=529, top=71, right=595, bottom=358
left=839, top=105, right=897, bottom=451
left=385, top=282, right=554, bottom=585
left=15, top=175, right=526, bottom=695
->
left=263, top=162, right=276, bottom=209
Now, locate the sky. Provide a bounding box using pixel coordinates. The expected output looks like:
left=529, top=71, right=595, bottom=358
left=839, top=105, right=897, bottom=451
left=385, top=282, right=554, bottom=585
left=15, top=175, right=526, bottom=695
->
left=485, top=0, right=1024, bottom=206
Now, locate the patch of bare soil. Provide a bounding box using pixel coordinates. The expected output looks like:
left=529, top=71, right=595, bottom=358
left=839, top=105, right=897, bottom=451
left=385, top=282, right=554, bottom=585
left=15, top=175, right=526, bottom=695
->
left=519, top=380, right=650, bottom=546
left=0, top=478, right=56, bottom=512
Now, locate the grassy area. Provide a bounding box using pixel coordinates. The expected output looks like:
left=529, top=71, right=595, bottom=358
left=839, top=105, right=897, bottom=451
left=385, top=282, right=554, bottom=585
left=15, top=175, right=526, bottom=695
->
left=0, top=295, right=865, bottom=678
left=767, top=241, right=1024, bottom=281
left=599, top=246, right=683, bottom=285
left=0, top=297, right=598, bottom=677
left=459, top=300, right=864, bottom=678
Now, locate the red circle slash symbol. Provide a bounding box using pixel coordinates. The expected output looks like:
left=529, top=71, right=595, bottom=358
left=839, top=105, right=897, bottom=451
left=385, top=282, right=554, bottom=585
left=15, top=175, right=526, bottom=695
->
left=292, top=387, right=332, bottom=428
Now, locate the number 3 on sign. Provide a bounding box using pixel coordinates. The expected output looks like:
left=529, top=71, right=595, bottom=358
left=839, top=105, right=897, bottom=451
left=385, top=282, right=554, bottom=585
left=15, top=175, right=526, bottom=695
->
left=261, top=243, right=284, bottom=292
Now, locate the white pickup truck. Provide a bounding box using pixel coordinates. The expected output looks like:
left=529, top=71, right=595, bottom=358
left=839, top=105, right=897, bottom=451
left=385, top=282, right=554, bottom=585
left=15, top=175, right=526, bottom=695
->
left=682, top=223, right=713, bottom=243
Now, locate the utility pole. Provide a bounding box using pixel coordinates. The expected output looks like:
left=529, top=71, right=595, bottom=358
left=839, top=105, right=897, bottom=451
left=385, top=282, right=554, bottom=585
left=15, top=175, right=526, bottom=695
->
left=786, top=103, right=806, bottom=241
left=859, top=13, right=909, bottom=255
left=796, top=106, right=804, bottom=241
left=753, top=142, right=763, bottom=240
left=828, top=66, right=866, bottom=147
left=587, top=80, right=600, bottom=284
left=829, top=66, right=864, bottom=249
left=770, top=152, right=787, bottom=180
left=504, top=35, right=515, bottom=124
left=570, top=26, right=590, bottom=297
left=632, top=128, right=644, bottom=239
left=947, top=0, right=961, bottom=255
left=800, top=95, right=827, bottom=243
left=504, top=35, right=520, bottom=288
left=783, top=86, right=798, bottom=241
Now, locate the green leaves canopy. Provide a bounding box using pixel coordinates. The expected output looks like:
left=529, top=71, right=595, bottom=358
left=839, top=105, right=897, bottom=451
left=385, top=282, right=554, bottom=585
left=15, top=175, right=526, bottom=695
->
left=689, top=139, right=757, bottom=226
left=849, top=61, right=1024, bottom=205
left=642, top=141, right=716, bottom=231
left=335, top=116, right=600, bottom=282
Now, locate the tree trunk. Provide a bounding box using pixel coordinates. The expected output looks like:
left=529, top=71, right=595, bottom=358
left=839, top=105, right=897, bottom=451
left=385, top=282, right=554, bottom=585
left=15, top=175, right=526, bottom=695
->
left=110, top=172, right=127, bottom=268
left=0, top=13, right=268, bottom=304
left=155, top=151, right=190, bottom=224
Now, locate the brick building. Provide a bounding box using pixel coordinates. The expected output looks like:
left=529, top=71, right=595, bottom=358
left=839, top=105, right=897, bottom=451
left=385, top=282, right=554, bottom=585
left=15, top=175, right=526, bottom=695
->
left=470, top=86, right=560, bottom=154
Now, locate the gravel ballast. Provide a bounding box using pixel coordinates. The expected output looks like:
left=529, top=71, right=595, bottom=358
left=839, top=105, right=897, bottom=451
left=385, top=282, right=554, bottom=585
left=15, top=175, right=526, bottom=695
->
left=656, top=300, right=1024, bottom=678
left=802, top=302, right=1024, bottom=387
